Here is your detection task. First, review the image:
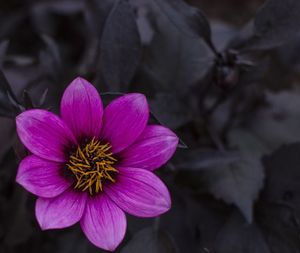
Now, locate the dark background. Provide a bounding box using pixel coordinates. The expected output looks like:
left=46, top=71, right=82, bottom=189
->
left=1, top=0, right=300, bottom=252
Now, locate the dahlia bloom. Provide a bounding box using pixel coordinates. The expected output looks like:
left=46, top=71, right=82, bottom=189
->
left=16, top=77, right=178, bottom=251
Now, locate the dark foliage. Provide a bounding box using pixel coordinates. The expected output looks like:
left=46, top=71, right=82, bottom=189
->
left=1, top=0, right=300, bottom=252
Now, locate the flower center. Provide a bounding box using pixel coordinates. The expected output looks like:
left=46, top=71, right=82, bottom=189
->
left=66, top=137, right=118, bottom=195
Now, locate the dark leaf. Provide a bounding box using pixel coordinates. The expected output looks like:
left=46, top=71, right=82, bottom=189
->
left=0, top=11, right=26, bottom=41
left=4, top=189, right=32, bottom=246
left=31, top=0, right=83, bottom=35
left=262, top=142, right=300, bottom=217
left=211, top=21, right=238, bottom=51
left=150, top=93, right=192, bottom=129
left=0, top=119, right=15, bottom=162
left=38, top=88, right=49, bottom=107
left=158, top=190, right=197, bottom=252
left=215, top=211, right=270, bottom=253
left=257, top=203, right=300, bottom=253
left=239, top=0, right=300, bottom=50
left=121, top=227, right=178, bottom=253
left=84, top=0, right=115, bottom=37
left=0, top=70, right=21, bottom=117
left=249, top=90, right=300, bottom=149
left=0, top=40, right=9, bottom=68
left=133, top=1, right=154, bottom=45
left=202, top=156, right=264, bottom=223
left=22, top=90, right=34, bottom=109
left=33, top=0, right=83, bottom=15
left=142, top=12, right=214, bottom=92
left=0, top=149, right=32, bottom=247
left=99, top=0, right=142, bottom=91
left=201, top=129, right=266, bottom=223
left=254, top=0, right=300, bottom=48
left=39, top=34, right=62, bottom=78
left=228, top=128, right=269, bottom=158
left=152, top=0, right=216, bottom=52
left=56, top=230, right=89, bottom=253
left=176, top=149, right=241, bottom=171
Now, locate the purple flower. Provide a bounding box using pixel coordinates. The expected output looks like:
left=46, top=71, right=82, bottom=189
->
left=15, top=77, right=178, bottom=251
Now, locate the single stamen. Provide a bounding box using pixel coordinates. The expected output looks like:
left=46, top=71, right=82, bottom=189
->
left=66, top=137, right=118, bottom=195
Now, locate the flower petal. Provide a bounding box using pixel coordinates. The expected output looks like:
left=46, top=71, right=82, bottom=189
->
left=61, top=77, right=103, bottom=141
left=80, top=194, right=126, bottom=251
left=101, top=93, right=149, bottom=153
left=16, top=109, right=77, bottom=162
left=16, top=155, right=71, bottom=198
left=105, top=167, right=171, bottom=217
left=119, top=125, right=178, bottom=171
left=36, top=189, right=87, bottom=230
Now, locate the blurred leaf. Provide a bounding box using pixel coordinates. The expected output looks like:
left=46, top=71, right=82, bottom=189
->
left=142, top=6, right=214, bottom=92
left=187, top=196, right=230, bottom=252
left=153, top=0, right=215, bottom=52
left=0, top=70, right=21, bottom=117
left=211, top=21, right=237, bottom=51
left=41, top=35, right=61, bottom=67
left=262, top=143, right=300, bottom=217
left=38, top=88, right=49, bottom=107
left=202, top=128, right=266, bottom=223
left=39, top=34, right=61, bottom=79
left=84, top=0, right=115, bottom=37
left=121, top=227, right=178, bottom=253
left=257, top=203, right=300, bottom=253
left=176, top=149, right=241, bottom=171
left=228, top=128, right=270, bottom=158
left=99, top=0, right=142, bottom=91
left=159, top=189, right=229, bottom=253
left=150, top=93, right=192, bottom=129
left=33, top=0, right=83, bottom=15
left=0, top=119, right=15, bottom=163
left=250, top=90, right=300, bottom=149
left=158, top=190, right=199, bottom=252
left=133, top=1, right=154, bottom=45
left=56, top=230, right=89, bottom=253
left=4, top=188, right=32, bottom=247
left=203, top=156, right=264, bottom=223
left=31, top=0, right=83, bottom=34
left=242, top=0, right=300, bottom=50
left=0, top=10, right=26, bottom=41
left=22, top=90, right=34, bottom=109
left=0, top=148, right=18, bottom=191
left=215, top=211, right=270, bottom=253
left=0, top=40, right=9, bottom=68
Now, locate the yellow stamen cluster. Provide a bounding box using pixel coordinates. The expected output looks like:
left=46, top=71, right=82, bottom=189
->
left=66, top=138, right=118, bottom=195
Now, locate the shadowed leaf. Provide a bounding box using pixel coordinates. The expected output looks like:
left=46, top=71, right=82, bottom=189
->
left=99, top=0, right=142, bottom=91
left=215, top=211, right=270, bottom=253
left=201, top=129, right=266, bottom=223
left=121, top=227, right=178, bottom=253
left=153, top=0, right=215, bottom=52
left=0, top=70, right=21, bottom=117
left=237, top=0, right=300, bottom=50
left=176, top=149, right=241, bottom=171
left=262, top=142, right=300, bottom=217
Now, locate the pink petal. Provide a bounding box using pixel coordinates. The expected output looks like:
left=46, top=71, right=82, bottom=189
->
left=36, top=189, right=87, bottom=230
left=16, top=155, right=71, bottom=198
left=80, top=194, right=126, bottom=251
left=105, top=167, right=171, bottom=217
left=16, top=109, right=77, bottom=162
left=61, top=77, right=103, bottom=141
left=101, top=93, right=149, bottom=153
left=119, top=125, right=178, bottom=171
